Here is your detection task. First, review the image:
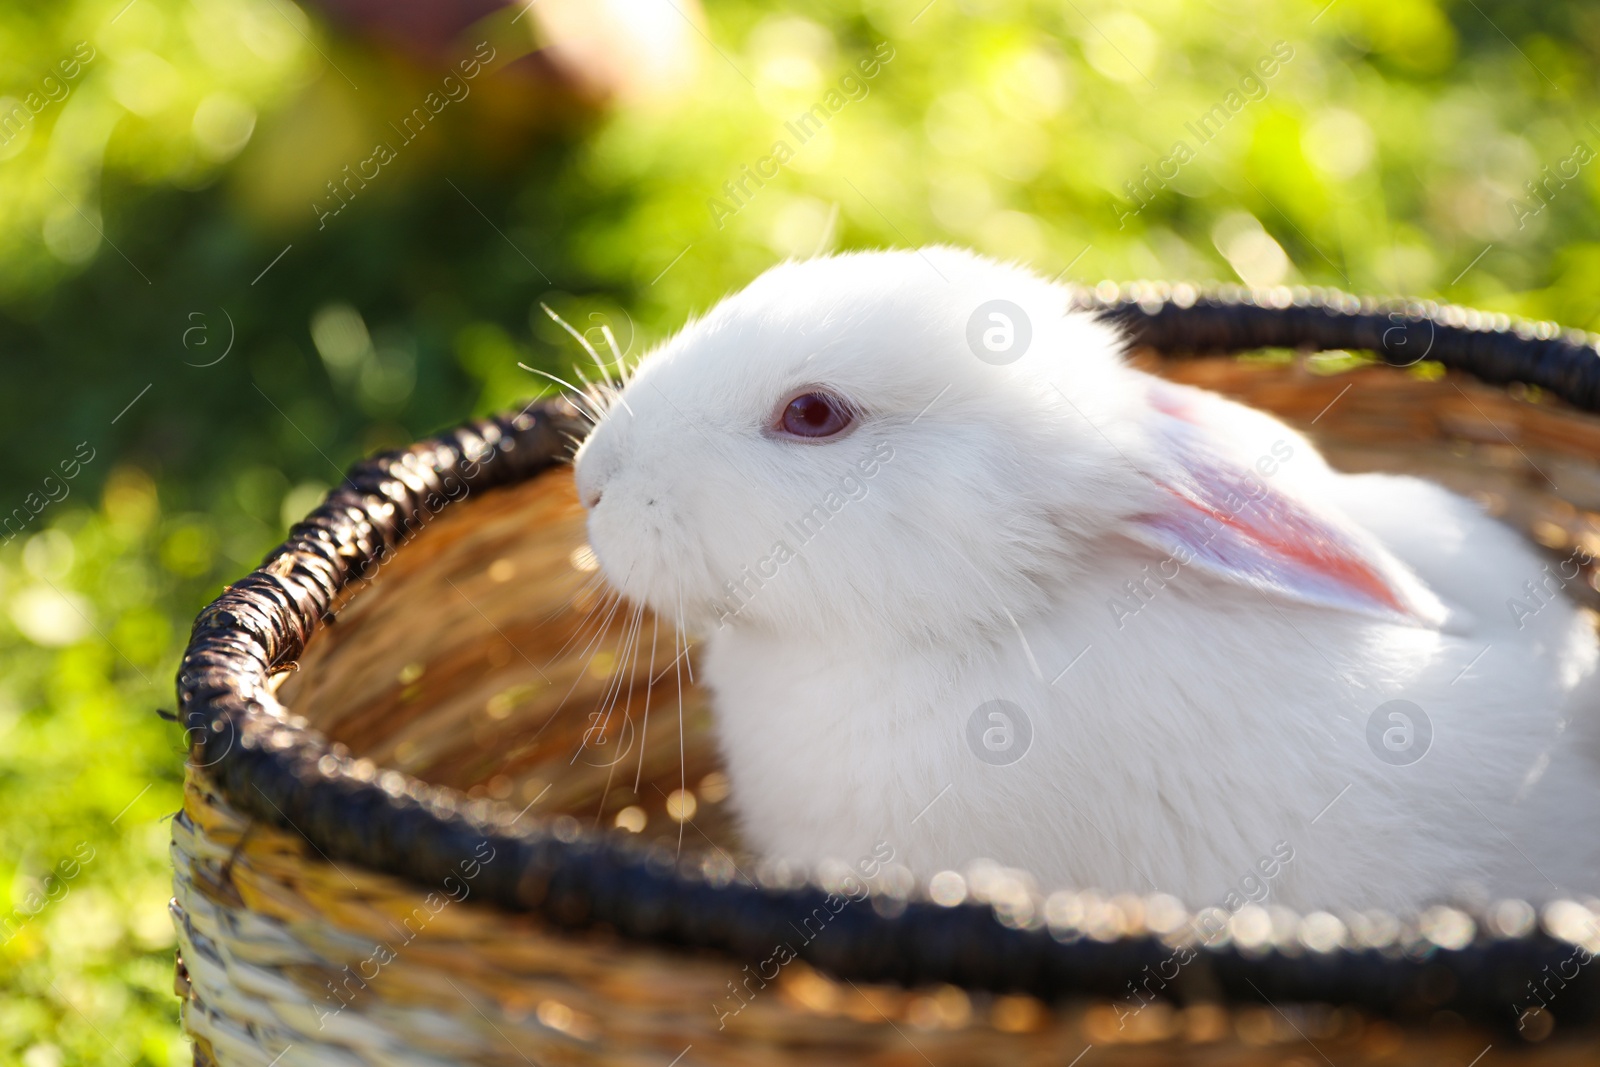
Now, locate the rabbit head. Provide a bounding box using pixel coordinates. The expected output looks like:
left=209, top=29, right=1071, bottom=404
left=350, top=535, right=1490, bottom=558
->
left=572, top=247, right=1146, bottom=648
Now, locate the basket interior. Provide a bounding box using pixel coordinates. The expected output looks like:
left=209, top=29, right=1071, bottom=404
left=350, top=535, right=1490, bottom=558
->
left=274, top=353, right=1600, bottom=873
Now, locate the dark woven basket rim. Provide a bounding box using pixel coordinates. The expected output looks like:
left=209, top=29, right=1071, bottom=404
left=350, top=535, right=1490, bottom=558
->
left=178, top=285, right=1600, bottom=1034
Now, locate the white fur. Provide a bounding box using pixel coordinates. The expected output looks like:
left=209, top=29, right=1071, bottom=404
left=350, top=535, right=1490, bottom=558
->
left=573, top=247, right=1600, bottom=911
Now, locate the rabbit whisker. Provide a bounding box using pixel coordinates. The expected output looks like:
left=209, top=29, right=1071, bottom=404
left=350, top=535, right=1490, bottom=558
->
left=674, top=581, right=689, bottom=859
left=635, top=611, right=659, bottom=793
left=588, top=603, right=645, bottom=823
left=518, top=363, right=603, bottom=422
left=542, top=303, right=634, bottom=415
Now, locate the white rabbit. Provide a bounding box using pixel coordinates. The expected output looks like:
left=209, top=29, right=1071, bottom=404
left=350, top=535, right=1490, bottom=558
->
left=572, top=246, right=1600, bottom=912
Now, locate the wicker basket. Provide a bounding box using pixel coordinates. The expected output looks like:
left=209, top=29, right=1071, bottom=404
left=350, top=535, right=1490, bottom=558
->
left=172, top=285, right=1600, bottom=1066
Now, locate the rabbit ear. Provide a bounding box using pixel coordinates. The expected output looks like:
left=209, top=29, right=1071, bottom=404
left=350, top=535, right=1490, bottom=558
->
left=1124, top=381, right=1447, bottom=627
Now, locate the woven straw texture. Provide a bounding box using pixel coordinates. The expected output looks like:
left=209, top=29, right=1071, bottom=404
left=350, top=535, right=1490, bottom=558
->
left=172, top=287, right=1600, bottom=1065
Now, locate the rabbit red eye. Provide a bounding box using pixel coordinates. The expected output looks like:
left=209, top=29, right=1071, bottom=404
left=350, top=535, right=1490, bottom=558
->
left=779, top=391, right=853, bottom=439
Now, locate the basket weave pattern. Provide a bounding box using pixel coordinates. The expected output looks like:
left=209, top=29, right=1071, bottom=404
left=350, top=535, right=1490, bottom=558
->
left=171, top=288, right=1600, bottom=1064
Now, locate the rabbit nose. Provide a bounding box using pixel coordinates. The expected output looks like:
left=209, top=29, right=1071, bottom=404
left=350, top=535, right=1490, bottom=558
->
left=576, top=466, right=605, bottom=509
left=574, top=444, right=613, bottom=511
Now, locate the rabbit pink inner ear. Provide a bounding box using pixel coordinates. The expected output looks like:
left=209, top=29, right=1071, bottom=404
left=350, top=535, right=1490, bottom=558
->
left=1131, top=486, right=1426, bottom=621
left=1128, top=385, right=1445, bottom=626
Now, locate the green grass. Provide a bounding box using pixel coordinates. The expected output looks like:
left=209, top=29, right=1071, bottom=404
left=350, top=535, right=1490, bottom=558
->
left=2, top=472, right=233, bottom=1066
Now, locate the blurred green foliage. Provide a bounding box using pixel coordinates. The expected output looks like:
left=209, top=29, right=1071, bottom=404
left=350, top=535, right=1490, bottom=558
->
left=2, top=0, right=1599, bottom=1060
